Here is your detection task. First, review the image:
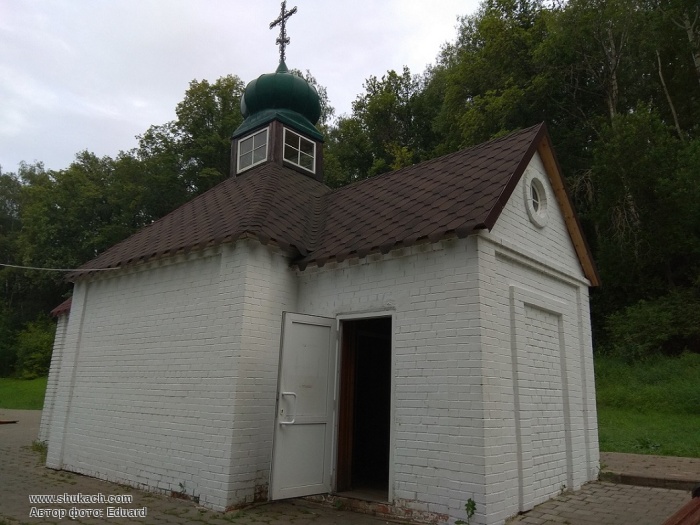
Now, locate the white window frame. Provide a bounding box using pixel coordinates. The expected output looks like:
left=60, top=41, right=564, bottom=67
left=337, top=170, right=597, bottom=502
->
left=523, top=168, right=549, bottom=229
left=283, top=128, right=316, bottom=174
left=237, top=127, right=269, bottom=173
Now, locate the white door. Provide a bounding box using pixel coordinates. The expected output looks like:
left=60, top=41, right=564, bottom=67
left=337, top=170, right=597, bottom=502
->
left=270, top=313, right=336, bottom=500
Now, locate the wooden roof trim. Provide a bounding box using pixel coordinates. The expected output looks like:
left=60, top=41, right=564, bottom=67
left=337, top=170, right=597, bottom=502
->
left=51, top=297, right=72, bottom=317
left=482, top=124, right=545, bottom=230
left=537, top=135, right=601, bottom=287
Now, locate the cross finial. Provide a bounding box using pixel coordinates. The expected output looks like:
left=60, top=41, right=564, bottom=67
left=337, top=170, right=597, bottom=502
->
left=269, top=1, right=298, bottom=64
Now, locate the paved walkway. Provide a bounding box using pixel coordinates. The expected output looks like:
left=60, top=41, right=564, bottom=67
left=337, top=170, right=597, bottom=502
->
left=1, top=409, right=697, bottom=525
left=600, top=451, right=700, bottom=491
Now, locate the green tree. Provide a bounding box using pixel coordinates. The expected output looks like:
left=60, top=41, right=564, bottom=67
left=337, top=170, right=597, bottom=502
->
left=0, top=304, right=17, bottom=376
left=19, top=153, right=117, bottom=270
left=591, top=110, right=700, bottom=350
left=1, top=163, right=63, bottom=330
left=15, top=316, right=55, bottom=378
left=137, top=75, right=246, bottom=196
left=434, top=0, right=550, bottom=149
left=0, top=170, right=23, bottom=305
left=290, top=69, right=336, bottom=129
left=657, top=0, right=700, bottom=89
left=323, top=117, right=374, bottom=187
left=324, top=66, right=437, bottom=185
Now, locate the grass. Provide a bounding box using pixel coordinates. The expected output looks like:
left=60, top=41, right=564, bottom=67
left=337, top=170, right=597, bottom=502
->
left=1, top=356, right=698, bottom=458
left=0, top=377, right=47, bottom=410
left=31, top=439, right=48, bottom=463
left=595, top=352, right=700, bottom=457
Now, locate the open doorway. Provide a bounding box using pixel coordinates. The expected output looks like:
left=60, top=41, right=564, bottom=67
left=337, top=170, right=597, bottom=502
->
left=336, top=317, right=391, bottom=502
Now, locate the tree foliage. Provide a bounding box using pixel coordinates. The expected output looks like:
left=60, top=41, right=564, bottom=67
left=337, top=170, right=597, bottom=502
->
left=2, top=0, right=699, bottom=375
left=0, top=76, right=249, bottom=376
left=15, top=316, right=55, bottom=379
left=326, top=0, right=700, bottom=359
left=323, top=66, right=440, bottom=186
left=137, top=75, right=246, bottom=196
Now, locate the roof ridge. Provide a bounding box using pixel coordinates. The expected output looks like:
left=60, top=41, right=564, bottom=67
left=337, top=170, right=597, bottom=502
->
left=243, top=165, right=277, bottom=233
left=297, top=122, right=548, bottom=268
left=481, top=123, right=546, bottom=229
left=330, top=123, right=545, bottom=196
left=69, top=123, right=590, bottom=282
left=300, top=189, right=330, bottom=256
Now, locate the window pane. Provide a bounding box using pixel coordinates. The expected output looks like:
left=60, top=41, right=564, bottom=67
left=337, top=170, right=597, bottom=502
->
left=239, top=151, right=253, bottom=168
left=284, top=144, right=297, bottom=162
left=253, top=145, right=266, bottom=163
left=531, top=184, right=540, bottom=211
left=254, top=130, right=267, bottom=148
left=239, top=136, right=253, bottom=155
left=285, top=130, right=300, bottom=148
left=281, top=128, right=315, bottom=173
left=300, top=138, right=314, bottom=156
left=300, top=153, right=314, bottom=170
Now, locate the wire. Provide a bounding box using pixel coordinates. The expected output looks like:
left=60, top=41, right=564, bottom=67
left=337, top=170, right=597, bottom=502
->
left=0, top=263, right=117, bottom=272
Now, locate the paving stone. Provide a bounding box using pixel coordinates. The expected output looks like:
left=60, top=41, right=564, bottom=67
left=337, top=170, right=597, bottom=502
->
left=1, top=410, right=695, bottom=525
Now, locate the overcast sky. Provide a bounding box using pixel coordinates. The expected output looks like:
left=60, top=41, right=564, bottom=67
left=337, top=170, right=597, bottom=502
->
left=0, top=1, right=481, bottom=173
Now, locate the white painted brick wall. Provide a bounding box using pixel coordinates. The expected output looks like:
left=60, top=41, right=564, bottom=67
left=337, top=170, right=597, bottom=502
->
left=38, top=312, right=69, bottom=442
left=496, top=153, right=585, bottom=278
left=47, top=251, right=238, bottom=508
left=45, top=243, right=298, bottom=510
left=522, top=305, right=568, bottom=502
left=474, top=152, right=598, bottom=524
left=297, top=237, right=488, bottom=523
left=226, top=240, right=297, bottom=504
left=475, top=245, right=595, bottom=524
left=46, top=282, right=88, bottom=472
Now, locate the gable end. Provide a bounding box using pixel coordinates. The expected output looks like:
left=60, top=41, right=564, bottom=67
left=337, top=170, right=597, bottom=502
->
left=484, top=125, right=599, bottom=286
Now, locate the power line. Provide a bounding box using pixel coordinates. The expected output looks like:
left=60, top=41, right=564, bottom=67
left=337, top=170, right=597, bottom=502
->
left=0, top=263, right=117, bottom=272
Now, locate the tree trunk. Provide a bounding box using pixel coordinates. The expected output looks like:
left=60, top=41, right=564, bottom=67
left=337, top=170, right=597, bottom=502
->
left=603, top=25, right=624, bottom=120
left=656, top=50, right=684, bottom=141
left=679, top=8, right=700, bottom=88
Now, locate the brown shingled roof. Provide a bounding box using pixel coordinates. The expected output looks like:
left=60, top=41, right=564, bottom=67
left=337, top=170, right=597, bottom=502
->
left=68, top=163, right=330, bottom=279
left=301, top=124, right=542, bottom=268
left=68, top=123, right=599, bottom=286
left=51, top=297, right=72, bottom=317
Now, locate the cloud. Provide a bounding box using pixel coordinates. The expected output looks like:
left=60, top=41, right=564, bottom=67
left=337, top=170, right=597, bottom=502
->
left=0, top=0, right=479, bottom=173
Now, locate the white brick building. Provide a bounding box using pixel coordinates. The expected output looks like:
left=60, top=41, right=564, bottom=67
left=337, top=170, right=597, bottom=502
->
left=41, top=59, right=599, bottom=525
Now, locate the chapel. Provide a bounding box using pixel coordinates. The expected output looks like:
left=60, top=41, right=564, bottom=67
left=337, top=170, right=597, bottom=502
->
left=41, top=6, right=600, bottom=524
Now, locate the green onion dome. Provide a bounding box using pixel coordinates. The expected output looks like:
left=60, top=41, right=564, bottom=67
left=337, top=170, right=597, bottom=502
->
left=240, top=61, right=321, bottom=125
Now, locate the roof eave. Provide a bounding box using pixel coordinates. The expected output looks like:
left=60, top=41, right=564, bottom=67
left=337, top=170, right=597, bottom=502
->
left=535, top=132, right=600, bottom=287
left=484, top=124, right=599, bottom=287
left=67, top=231, right=304, bottom=283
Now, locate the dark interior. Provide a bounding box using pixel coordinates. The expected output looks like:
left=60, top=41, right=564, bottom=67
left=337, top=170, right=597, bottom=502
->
left=337, top=317, right=391, bottom=499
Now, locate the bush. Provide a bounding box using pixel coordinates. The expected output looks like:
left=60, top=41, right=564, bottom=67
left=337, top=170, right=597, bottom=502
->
left=595, top=353, right=700, bottom=415
left=604, top=288, right=700, bottom=361
left=0, top=311, right=17, bottom=376
left=15, top=316, right=56, bottom=379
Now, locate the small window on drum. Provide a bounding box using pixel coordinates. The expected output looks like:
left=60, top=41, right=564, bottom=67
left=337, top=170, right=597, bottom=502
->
left=238, top=128, right=268, bottom=173
left=283, top=128, right=315, bottom=173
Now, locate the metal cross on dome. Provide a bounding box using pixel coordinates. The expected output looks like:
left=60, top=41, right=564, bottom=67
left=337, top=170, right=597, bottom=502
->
left=270, top=1, right=298, bottom=63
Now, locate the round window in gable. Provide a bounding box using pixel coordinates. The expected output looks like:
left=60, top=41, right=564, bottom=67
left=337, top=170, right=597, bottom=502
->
left=524, top=172, right=548, bottom=228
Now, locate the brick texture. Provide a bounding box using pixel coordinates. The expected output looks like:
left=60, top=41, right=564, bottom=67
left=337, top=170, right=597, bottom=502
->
left=297, top=237, right=487, bottom=521
left=38, top=312, right=68, bottom=442
left=43, top=150, right=597, bottom=525
left=474, top=151, right=598, bottom=524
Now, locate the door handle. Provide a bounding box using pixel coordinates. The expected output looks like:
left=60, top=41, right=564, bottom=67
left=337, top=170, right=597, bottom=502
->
left=279, top=392, right=297, bottom=425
